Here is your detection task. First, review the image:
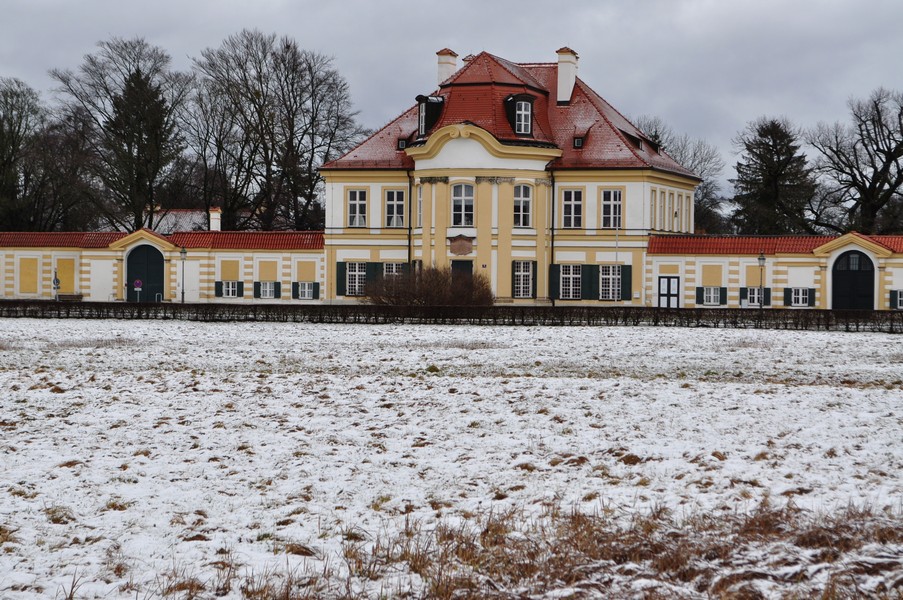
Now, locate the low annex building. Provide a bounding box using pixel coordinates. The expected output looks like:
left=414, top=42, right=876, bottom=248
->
left=1, top=49, right=903, bottom=310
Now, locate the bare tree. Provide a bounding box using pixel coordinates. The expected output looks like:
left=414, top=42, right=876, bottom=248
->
left=807, top=88, right=903, bottom=234
left=635, top=115, right=728, bottom=233
left=193, top=29, right=367, bottom=230
left=51, top=37, right=192, bottom=231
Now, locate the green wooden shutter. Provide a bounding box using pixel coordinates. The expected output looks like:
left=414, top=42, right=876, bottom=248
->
left=891, top=290, right=900, bottom=309
left=549, top=264, right=560, bottom=300
left=784, top=288, right=792, bottom=306
left=366, top=262, right=381, bottom=283
left=274, top=282, right=281, bottom=299
left=336, top=263, right=347, bottom=296
left=236, top=282, right=244, bottom=297
left=620, top=265, right=632, bottom=301
left=740, top=288, right=748, bottom=302
left=313, top=282, right=320, bottom=300
left=808, top=288, right=816, bottom=307
left=719, top=287, right=728, bottom=306
left=511, top=261, right=516, bottom=299
left=581, top=265, right=598, bottom=300
left=292, top=282, right=299, bottom=299
left=764, top=288, right=771, bottom=306
left=253, top=282, right=261, bottom=298
left=214, top=281, right=223, bottom=297
left=696, top=287, right=704, bottom=305
left=531, top=261, right=537, bottom=299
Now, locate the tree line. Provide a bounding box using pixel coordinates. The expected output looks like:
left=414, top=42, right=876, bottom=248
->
left=639, top=87, right=903, bottom=235
left=0, top=31, right=368, bottom=232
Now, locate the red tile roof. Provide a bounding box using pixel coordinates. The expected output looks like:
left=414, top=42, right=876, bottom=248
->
left=0, top=232, right=128, bottom=248
left=168, top=231, right=323, bottom=250
left=649, top=234, right=903, bottom=255
left=322, top=51, right=696, bottom=180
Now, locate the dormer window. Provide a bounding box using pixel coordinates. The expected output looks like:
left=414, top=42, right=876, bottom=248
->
left=416, top=95, right=444, bottom=137
left=505, top=94, right=535, bottom=137
left=573, top=136, right=584, bottom=149
left=397, top=138, right=407, bottom=150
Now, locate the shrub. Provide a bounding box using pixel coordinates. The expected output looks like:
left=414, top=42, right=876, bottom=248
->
left=365, top=265, right=494, bottom=306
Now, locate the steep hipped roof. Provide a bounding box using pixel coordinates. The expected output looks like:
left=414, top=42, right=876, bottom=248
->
left=648, top=234, right=903, bottom=255
left=323, top=51, right=696, bottom=179
left=0, top=231, right=324, bottom=251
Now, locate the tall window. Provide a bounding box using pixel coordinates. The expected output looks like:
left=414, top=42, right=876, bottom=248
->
left=385, top=190, right=405, bottom=228
left=599, top=265, right=622, bottom=301
left=515, top=101, right=531, bottom=134
left=418, top=103, right=426, bottom=136
left=348, top=190, right=366, bottom=227
left=346, top=262, right=367, bottom=296
left=513, top=261, right=533, bottom=299
left=452, top=183, right=474, bottom=226
left=650, top=190, right=656, bottom=230
left=560, top=265, right=581, bottom=300
left=417, top=186, right=423, bottom=228
left=514, top=185, right=532, bottom=228
left=601, top=190, right=622, bottom=229
left=562, top=190, right=582, bottom=228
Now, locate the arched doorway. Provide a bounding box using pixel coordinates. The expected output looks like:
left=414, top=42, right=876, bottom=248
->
left=832, top=250, right=874, bottom=310
left=127, top=245, right=165, bottom=303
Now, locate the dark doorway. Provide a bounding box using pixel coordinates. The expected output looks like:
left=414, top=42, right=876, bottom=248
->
left=127, top=245, right=165, bottom=303
left=832, top=250, right=874, bottom=310
left=658, top=276, right=680, bottom=308
left=451, top=260, right=473, bottom=295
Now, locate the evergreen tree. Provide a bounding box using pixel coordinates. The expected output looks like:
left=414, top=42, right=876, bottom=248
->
left=730, top=118, right=818, bottom=234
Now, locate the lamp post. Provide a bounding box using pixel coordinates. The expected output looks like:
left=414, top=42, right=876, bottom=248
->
left=180, top=247, right=187, bottom=304
left=757, top=251, right=766, bottom=325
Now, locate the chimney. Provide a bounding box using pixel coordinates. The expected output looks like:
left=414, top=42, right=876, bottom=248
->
left=437, top=48, right=458, bottom=84
left=209, top=207, right=221, bottom=232
left=556, top=47, right=578, bottom=105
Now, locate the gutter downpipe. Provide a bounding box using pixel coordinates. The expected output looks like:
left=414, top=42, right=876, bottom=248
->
left=407, top=170, right=414, bottom=267
left=548, top=166, right=556, bottom=307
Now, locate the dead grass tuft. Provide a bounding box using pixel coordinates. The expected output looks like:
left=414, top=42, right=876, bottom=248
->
left=44, top=504, right=75, bottom=525
left=0, top=523, right=18, bottom=545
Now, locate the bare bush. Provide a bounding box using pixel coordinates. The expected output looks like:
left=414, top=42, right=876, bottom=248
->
left=365, top=265, right=494, bottom=307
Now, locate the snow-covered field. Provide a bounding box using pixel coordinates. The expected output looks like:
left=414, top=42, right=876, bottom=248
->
left=0, top=319, right=901, bottom=598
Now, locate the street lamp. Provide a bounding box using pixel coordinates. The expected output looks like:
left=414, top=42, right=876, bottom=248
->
left=757, top=251, right=766, bottom=323
left=180, top=246, right=187, bottom=304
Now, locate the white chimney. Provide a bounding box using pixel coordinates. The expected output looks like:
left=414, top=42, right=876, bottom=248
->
left=556, top=47, right=579, bottom=105
left=437, top=48, right=458, bottom=84
left=209, top=207, right=221, bottom=231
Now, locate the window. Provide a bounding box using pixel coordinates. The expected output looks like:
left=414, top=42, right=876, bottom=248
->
left=346, top=262, right=367, bottom=296
left=599, top=265, right=622, bottom=301
left=514, top=185, right=531, bottom=228
left=418, top=103, right=426, bottom=136
left=894, top=290, right=903, bottom=309
left=573, top=136, right=584, bottom=149
left=650, top=190, right=656, bottom=230
left=562, top=190, right=582, bottom=228
left=259, top=281, right=276, bottom=299
left=385, top=190, right=405, bottom=228
left=601, top=190, right=622, bottom=229
left=397, top=138, right=407, bottom=150
left=223, top=281, right=239, bottom=298
left=791, top=287, right=809, bottom=307
left=384, top=263, right=404, bottom=277
left=513, top=261, right=533, bottom=299
left=747, top=287, right=763, bottom=307
left=560, top=265, right=581, bottom=300
left=452, top=183, right=474, bottom=227
left=417, top=186, right=423, bottom=228
left=703, top=286, right=721, bottom=306
left=515, top=101, right=531, bottom=134
left=297, top=282, right=315, bottom=300
left=348, top=190, right=366, bottom=227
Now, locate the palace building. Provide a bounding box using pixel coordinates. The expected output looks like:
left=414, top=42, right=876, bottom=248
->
left=2, top=49, right=903, bottom=310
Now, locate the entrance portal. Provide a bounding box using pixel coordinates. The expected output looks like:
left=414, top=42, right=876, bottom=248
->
left=832, top=250, right=874, bottom=310
left=127, top=245, right=165, bottom=302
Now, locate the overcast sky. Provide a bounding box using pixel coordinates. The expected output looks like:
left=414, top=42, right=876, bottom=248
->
left=3, top=0, right=902, bottom=193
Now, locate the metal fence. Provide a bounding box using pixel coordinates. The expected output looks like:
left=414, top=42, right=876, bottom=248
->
left=1, top=300, right=901, bottom=332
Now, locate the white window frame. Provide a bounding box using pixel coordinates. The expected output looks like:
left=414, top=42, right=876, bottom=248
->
left=601, top=190, right=622, bottom=229
left=298, top=281, right=315, bottom=300
left=348, top=190, right=366, bottom=228
left=562, top=190, right=582, bottom=229
left=384, top=263, right=404, bottom=277
left=513, top=260, right=533, bottom=299
left=599, top=265, right=622, bottom=301
left=514, top=185, right=532, bottom=228
left=418, top=103, right=426, bottom=136
left=515, top=100, right=531, bottom=135
left=791, top=287, right=809, bottom=307
left=452, top=183, right=474, bottom=227
left=347, top=262, right=367, bottom=296
left=385, top=190, right=405, bottom=228
left=259, top=281, right=276, bottom=299
left=417, top=186, right=423, bottom=228
left=560, top=264, right=581, bottom=300
left=223, top=280, right=239, bottom=298
left=703, top=286, right=721, bottom=306
left=747, top=287, right=763, bottom=307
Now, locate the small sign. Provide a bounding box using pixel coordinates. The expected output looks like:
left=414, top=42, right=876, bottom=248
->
left=134, top=279, right=143, bottom=291
left=52, top=277, right=61, bottom=290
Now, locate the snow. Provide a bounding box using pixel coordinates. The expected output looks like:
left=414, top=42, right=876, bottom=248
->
left=0, top=320, right=901, bottom=597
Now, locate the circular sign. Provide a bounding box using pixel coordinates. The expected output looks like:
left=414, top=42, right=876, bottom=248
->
left=134, top=279, right=143, bottom=288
